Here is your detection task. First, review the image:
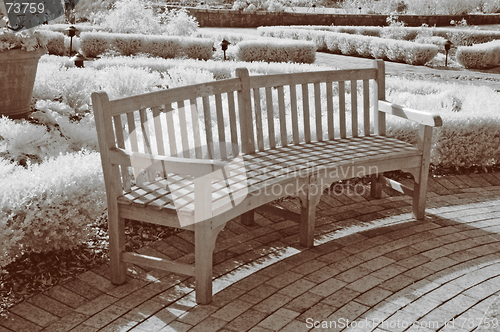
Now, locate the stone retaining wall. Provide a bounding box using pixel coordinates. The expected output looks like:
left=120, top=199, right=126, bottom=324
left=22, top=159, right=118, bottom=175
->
left=161, top=6, right=500, bottom=28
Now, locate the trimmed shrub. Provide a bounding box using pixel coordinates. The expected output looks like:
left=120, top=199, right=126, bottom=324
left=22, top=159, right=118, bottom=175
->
left=80, top=31, right=112, bottom=58
left=37, top=30, right=67, bottom=56
left=261, top=28, right=438, bottom=65
left=114, top=34, right=144, bottom=56
left=0, top=151, right=106, bottom=267
left=143, top=35, right=184, bottom=59
left=262, top=25, right=500, bottom=47
left=236, top=39, right=316, bottom=63
left=181, top=37, right=214, bottom=60
left=456, top=40, right=500, bottom=69
left=79, top=32, right=214, bottom=59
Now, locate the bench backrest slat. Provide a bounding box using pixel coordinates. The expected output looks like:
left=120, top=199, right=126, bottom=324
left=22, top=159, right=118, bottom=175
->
left=301, top=83, right=311, bottom=143
left=338, top=81, right=346, bottom=139
left=350, top=80, right=358, bottom=138
left=326, top=82, right=334, bottom=140
left=277, top=86, right=287, bottom=147
left=314, top=82, right=322, bottom=141
left=290, top=84, right=300, bottom=145
left=177, top=101, right=191, bottom=158
left=165, top=104, right=177, bottom=157
left=265, top=87, right=276, bottom=149
left=190, top=98, right=203, bottom=158
left=363, top=80, right=371, bottom=136
left=253, top=88, right=265, bottom=152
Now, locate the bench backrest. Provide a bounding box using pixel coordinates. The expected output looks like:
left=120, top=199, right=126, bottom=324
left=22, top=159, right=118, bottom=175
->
left=92, top=59, right=386, bottom=192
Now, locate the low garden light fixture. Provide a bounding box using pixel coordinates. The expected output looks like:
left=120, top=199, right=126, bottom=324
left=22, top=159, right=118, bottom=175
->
left=65, top=25, right=78, bottom=56
left=71, top=52, right=87, bottom=68
left=444, top=39, right=452, bottom=67
left=221, top=39, right=231, bottom=60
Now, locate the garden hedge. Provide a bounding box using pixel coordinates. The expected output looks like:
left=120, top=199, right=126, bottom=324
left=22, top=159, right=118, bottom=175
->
left=236, top=38, right=316, bottom=63
left=259, top=27, right=438, bottom=65
left=79, top=32, right=214, bottom=60
left=456, top=40, right=500, bottom=69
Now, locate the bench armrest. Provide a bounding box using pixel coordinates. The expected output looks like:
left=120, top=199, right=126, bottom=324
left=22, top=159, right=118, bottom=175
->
left=379, top=100, right=443, bottom=127
left=109, top=147, right=229, bottom=179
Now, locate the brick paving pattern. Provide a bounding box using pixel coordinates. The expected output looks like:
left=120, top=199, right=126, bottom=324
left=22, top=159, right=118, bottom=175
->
left=2, top=172, right=499, bottom=332
left=2, top=53, right=500, bottom=331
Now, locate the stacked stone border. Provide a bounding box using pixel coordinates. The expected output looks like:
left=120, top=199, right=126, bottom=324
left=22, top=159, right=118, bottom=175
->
left=159, top=6, right=500, bottom=28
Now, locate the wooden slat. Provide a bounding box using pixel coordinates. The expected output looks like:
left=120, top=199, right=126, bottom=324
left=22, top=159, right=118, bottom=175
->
left=326, top=82, right=334, bottom=140
left=289, top=84, right=299, bottom=145
left=302, top=83, right=311, bottom=143
left=202, top=96, right=214, bottom=159
left=139, top=108, right=152, bottom=154
left=113, top=114, right=131, bottom=192
left=165, top=104, right=177, bottom=157
left=177, top=101, right=191, bottom=158
left=189, top=98, right=203, bottom=158
left=374, top=59, right=386, bottom=136
left=108, top=78, right=242, bottom=116
left=253, top=88, right=265, bottom=151
left=265, top=87, right=276, bottom=149
left=363, top=80, right=370, bottom=136
left=236, top=68, right=255, bottom=154
left=126, top=112, right=138, bottom=152
left=277, top=86, right=287, bottom=147
left=314, top=83, right=322, bottom=141
left=339, top=81, right=346, bottom=139
left=248, top=68, right=378, bottom=90
left=227, top=91, right=238, bottom=146
left=152, top=107, right=165, bottom=156
left=122, top=252, right=195, bottom=276
left=351, top=80, right=358, bottom=138
left=215, top=93, right=226, bottom=159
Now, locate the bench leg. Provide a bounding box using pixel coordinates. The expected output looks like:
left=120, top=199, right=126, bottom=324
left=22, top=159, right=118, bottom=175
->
left=109, top=213, right=127, bottom=285
left=194, top=221, right=224, bottom=304
left=240, top=209, right=255, bottom=226
left=370, top=174, right=383, bottom=199
left=413, top=125, right=433, bottom=220
left=298, top=180, right=323, bottom=248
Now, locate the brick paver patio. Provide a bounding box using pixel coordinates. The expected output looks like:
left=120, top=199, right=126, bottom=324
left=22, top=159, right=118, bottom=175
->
left=2, top=172, right=499, bottom=332
left=2, top=52, right=500, bottom=332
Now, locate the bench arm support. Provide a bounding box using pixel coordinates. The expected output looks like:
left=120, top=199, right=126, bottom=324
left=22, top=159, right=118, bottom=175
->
left=379, top=100, right=443, bottom=127
left=109, top=147, right=229, bottom=179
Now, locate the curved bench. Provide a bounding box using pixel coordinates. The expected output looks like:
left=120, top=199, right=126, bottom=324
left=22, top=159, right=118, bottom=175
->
left=92, top=59, right=442, bottom=304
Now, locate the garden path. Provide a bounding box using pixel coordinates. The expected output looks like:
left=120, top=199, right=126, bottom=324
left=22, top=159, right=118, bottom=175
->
left=1, top=173, right=500, bottom=332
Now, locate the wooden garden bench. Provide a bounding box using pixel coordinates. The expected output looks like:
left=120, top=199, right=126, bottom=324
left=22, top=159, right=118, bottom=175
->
left=92, top=59, right=442, bottom=304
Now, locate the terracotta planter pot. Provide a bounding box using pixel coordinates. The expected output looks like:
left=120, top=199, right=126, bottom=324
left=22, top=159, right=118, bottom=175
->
left=0, top=48, right=46, bottom=119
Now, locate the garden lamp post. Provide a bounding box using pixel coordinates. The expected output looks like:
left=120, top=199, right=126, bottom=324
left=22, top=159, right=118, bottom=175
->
left=221, top=39, right=231, bottom=61
left=71, top=52, right=87, bottom=68
left=444, top=40, right=452, bottom=67
left=65, top=25, right=78, bottom=56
